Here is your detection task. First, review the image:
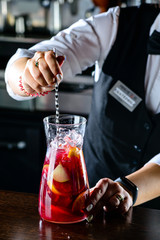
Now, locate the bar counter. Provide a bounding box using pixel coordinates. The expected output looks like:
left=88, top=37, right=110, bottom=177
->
left=0, top=190, right=160, bottom=240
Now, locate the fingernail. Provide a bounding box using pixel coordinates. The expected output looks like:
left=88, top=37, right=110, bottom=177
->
left=56, top=74, right=63, bottom=82
left=86, top=204, right=93, bottom=212
left=86, top=215, right=93, bottom=223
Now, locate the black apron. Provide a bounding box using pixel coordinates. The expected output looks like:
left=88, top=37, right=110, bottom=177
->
left=84, top=4, right=160, bottom=208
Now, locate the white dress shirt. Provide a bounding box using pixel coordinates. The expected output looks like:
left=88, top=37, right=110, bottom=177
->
left=147, top=153, right=160, bottom=165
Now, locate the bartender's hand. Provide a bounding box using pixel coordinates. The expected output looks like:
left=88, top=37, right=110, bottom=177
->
left=85, top=178, right=133, bottom=222
left=21, top=50, right=65, bottom=95
left=8, top=50, right=65, bottom=97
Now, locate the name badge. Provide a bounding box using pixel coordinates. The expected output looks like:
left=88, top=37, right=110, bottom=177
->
left=109, top=81, right=142, bottom=112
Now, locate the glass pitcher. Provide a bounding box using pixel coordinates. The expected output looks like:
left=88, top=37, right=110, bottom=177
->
left=39, top=115, right=90, bottom=224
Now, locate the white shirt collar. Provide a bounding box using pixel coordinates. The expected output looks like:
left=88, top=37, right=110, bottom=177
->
left=150, top=13, right=160, bottom=35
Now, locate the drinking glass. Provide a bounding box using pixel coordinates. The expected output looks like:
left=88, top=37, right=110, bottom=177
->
left=39, top=114, right=90, bottom=224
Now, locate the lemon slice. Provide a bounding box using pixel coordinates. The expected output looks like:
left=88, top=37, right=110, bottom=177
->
left=42, top=164, right=49, bottom=172
left=47, top=180, right=63, bottom=195
left=68, top=147, right=80, bottom=158
left=72, top=190, right=89, bottom=213
left=53, top=163, right=70, bottom=183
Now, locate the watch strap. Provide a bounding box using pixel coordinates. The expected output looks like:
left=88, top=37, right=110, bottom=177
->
left=115, top=176, right=138, bottom=205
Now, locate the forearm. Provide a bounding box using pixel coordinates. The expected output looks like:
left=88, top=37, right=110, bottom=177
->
left=126, top=163, right=160, bottom=206
left=6, top=57, right=29, bottom=97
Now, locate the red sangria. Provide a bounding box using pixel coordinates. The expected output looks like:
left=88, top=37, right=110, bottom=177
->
left=39, top=115, right=90, bottom=224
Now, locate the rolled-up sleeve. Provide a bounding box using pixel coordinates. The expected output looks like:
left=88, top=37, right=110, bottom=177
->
left=146, top=154, right=160, bottom=165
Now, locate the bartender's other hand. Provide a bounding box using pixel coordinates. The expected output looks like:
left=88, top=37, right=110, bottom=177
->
left=21, top=50, right=65, bottom=95
left=85, top=178, right=133, bottom=222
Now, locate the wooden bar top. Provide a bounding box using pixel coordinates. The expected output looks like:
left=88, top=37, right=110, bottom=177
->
left=0, top=190, right=160, bottom=240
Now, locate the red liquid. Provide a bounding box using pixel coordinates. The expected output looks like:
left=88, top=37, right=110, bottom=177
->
left=39, top=144, right=90, bottom=224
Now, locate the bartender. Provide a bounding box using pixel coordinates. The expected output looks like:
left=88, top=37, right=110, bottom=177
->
left=5, top=0, right=160, bottom=210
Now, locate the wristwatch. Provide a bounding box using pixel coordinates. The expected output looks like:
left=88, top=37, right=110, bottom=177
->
left=115, top=176, right=138, bottom=205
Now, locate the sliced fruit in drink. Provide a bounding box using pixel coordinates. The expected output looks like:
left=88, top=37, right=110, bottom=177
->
left=42, top=164, right=49, bottom=173
left=68, top=146, right=80, bottom=158
left=72, top=190, right=89, bottom=213
left=53, top=163, right=70, bottom=183
left=48, top=179, right=72, bottom=197
left=47, top=180, right=63, bottom=195
left=41, top=164, right=49, bottom=180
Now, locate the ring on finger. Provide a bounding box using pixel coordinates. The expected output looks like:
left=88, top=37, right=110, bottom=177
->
left=35, top=57, right=43, bottom=67
left=115, top=194, right=124, bottom=203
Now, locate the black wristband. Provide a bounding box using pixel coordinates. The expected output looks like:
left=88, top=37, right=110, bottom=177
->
left=115, top=176, right=138, bottom=205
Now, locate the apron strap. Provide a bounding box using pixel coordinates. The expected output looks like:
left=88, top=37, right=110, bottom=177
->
left=102, top=4, right=159, bottom=97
